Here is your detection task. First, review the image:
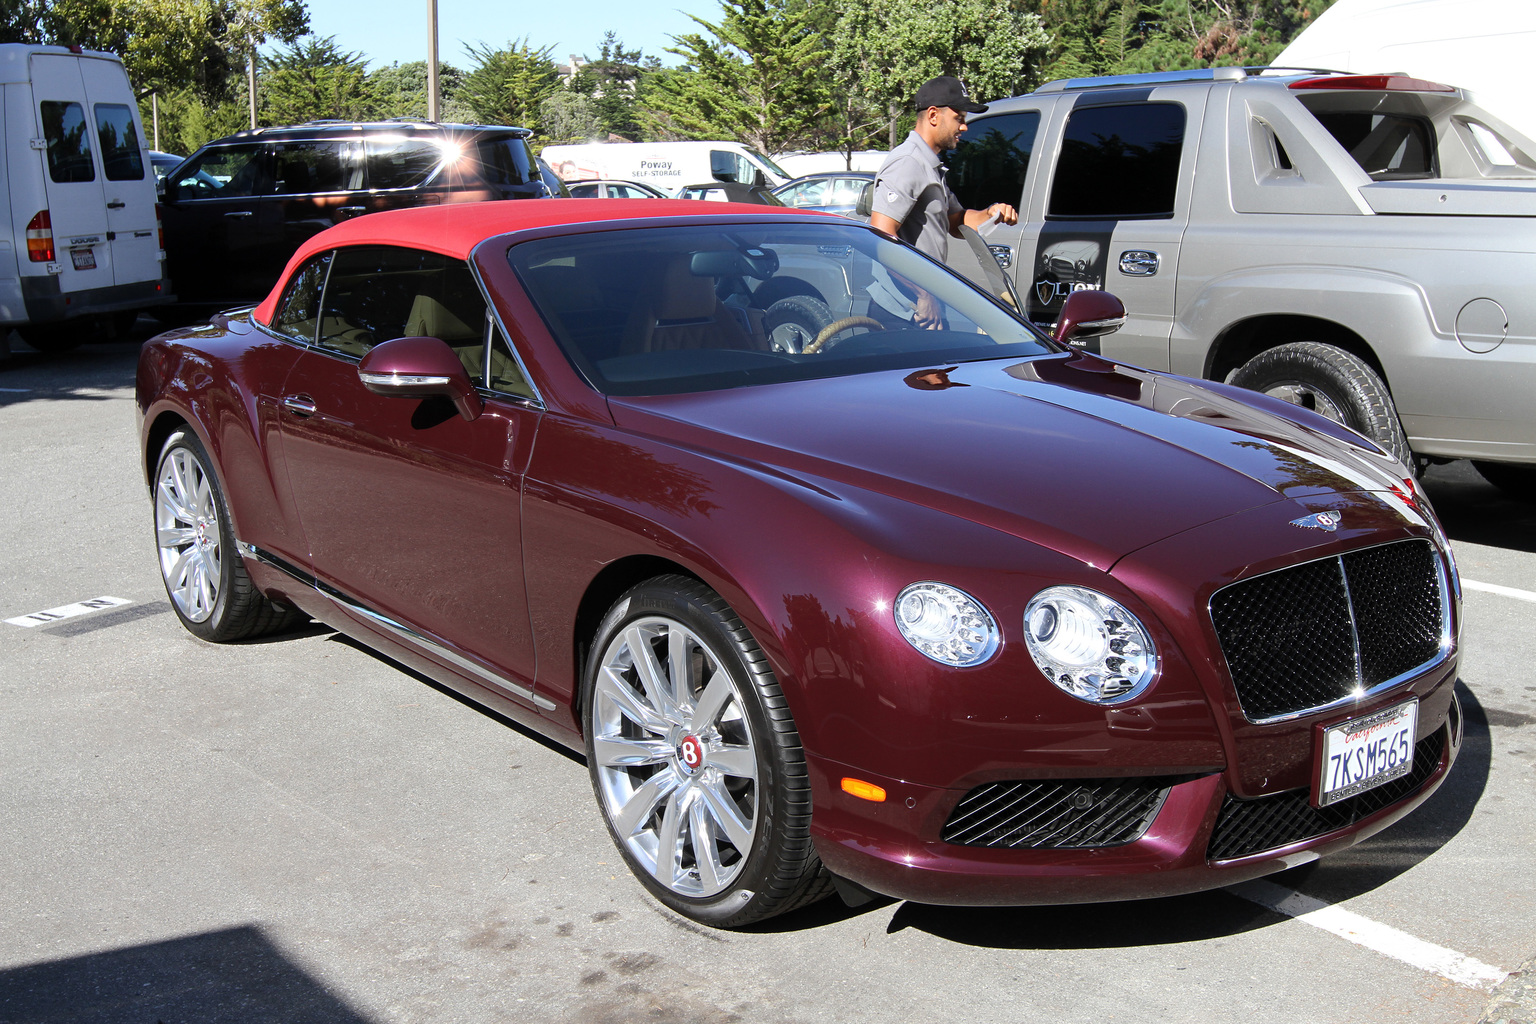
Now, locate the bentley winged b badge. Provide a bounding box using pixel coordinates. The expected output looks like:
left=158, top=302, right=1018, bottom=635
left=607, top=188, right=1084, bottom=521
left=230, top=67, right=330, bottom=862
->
left=1290, top=510, right=1342, bottom=531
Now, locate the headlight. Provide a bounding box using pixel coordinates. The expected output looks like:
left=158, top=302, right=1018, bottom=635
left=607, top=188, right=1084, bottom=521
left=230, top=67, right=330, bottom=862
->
left=894, top=582, right=999, bottom=667
left=1024, top=586, right=1157, bottom=703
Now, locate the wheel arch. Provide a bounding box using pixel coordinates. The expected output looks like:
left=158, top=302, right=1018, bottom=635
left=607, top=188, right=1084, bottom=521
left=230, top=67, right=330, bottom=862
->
left=751, top=276, right=825, bottom=309
left=1206, top=314, right=1390, bottom=389
left=142, top=409, right=193, bottom=490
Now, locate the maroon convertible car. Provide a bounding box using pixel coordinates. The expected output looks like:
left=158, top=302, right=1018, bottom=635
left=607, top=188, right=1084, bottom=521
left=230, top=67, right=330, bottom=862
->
left=136, top=198, right=1461, bottom=927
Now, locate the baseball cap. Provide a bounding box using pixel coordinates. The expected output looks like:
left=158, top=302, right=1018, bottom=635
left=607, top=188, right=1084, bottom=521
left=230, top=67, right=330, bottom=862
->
left=913, top=76, right=988, bottom=114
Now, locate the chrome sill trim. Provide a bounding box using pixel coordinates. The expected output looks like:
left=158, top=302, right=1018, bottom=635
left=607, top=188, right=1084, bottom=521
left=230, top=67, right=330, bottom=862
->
left=1208, top=538, right=1455, bottom=726
left=237, top=541, right=555, bottom=711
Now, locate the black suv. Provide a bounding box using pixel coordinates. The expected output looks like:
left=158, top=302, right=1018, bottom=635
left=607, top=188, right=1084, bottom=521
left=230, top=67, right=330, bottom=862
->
left=160, top=120, right=553, bottom=306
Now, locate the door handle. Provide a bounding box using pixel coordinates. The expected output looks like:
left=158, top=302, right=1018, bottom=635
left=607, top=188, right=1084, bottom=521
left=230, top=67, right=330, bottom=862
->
left=282, top=395, right=317, bottom=417
left=1118, top=250, right=1160, bottom=276
left=986, top=244, right=1013, bottom=269
left=224, top=210, right=254, bottom=219
left=106, top=200, right=126, bottom=209
left=337, top=206, right=366, bottom=219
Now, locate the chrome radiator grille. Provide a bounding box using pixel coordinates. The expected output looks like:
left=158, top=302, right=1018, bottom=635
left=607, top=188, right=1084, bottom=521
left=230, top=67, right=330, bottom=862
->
left=1209, top=540, right=1446, bottom=722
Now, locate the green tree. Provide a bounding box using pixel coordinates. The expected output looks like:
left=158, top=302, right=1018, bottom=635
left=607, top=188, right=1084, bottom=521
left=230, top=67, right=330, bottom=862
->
left=832, top=0, right=1051, bottom=147
left=641, top=0, right=826, bottom=154
left=140, top=83, right=251, bottom=154
left=366, top=60, right=472, bottom=121
left=539, top=91, right=602, bottom=142
left=259, top=34, right=372, bottom=124
left=574, top=32, right=659, bottom=141
left=460, top=38, right=560, bottom=132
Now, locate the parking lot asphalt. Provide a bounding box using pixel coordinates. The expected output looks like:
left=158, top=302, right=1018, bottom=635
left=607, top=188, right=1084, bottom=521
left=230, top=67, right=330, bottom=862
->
left=2, top=327, right=1535, bottom=1024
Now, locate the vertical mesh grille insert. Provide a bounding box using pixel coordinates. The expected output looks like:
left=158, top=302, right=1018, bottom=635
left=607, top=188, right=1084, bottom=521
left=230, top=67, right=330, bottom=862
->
left=1209, top=539, right=1443, bottom=721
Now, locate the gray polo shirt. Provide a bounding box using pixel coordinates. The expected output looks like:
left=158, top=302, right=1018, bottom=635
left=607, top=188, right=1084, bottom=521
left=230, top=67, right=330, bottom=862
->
left=872, top=130, right=963, bottom=262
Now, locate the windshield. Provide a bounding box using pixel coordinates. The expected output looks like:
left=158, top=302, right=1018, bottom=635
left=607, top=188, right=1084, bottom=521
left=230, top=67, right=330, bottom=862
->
left=508, top=221, right=1056, bottom=396
left=746, top=147, right=792, bottom=181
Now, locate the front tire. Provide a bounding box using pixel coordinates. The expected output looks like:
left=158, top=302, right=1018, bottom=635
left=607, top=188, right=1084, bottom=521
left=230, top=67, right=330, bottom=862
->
left=582, top=575, right=830, bottom=927
left=763, top=295, right=833, bottom=353
left=1229, top=341, right=1412, bottom=468
left=154, top=429, right=304, bottom=641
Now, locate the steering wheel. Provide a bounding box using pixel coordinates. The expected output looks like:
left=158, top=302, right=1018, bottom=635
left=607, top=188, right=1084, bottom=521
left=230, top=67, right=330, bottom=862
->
left=804, top=316, right=885, bottom=355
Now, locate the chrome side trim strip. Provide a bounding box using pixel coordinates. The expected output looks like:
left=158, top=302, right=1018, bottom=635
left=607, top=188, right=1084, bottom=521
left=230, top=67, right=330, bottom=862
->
left=238, top=541, right=555, bottom=711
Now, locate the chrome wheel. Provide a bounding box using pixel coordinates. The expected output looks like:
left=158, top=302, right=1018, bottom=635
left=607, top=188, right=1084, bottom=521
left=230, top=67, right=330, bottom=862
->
left=1261, top=381, right=1347, bottom=425
left=155, top=444, right=222, bottom=623
left=590, top=615, right=759, bottom=899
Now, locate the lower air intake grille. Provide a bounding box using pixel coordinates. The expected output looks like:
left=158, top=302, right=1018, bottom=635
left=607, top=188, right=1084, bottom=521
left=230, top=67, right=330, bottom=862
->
left=942, top=777, right=1188, bottom=849
left=1209, top=539, right=1445, bottom=722
left=1206, top=729, right=1444, bottom=861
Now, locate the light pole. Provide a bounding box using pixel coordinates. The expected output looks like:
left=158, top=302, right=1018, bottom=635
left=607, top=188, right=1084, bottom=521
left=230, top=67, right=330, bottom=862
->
left=427, top=0, right=440, bottom=121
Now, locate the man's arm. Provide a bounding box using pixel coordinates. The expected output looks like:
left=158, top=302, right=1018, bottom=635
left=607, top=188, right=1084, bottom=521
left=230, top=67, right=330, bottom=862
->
left=869, top=211, right=901, bottom=238
left=952, top=202, right=1018, bottom=236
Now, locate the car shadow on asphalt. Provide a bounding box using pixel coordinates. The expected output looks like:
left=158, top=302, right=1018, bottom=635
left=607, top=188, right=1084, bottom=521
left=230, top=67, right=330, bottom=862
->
left=1420, top=460, right=1536, bottom=554
left=0, top=924, right=376, bottom=1024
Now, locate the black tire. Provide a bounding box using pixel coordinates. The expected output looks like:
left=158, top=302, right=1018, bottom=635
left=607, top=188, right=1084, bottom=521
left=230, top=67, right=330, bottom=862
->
left=582, top=575, right=831, bottom=927
left=763, top=295, right=834, bottom=354
left=16, top=321, right=89, bottom=353
left=1229, top=341, right=1412, bottom=468
left=1472, top=461, right=1536, bottom=503
left=153, top=429, right=305, bottom=642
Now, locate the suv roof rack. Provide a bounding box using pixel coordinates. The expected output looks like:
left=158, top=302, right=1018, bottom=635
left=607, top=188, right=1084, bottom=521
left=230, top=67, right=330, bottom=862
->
left=1034, top=65, right=1360, bottom=94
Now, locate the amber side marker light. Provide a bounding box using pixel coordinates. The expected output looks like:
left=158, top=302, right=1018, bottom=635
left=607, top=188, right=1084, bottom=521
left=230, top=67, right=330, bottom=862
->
left=841, top=777, right=887, bottom=802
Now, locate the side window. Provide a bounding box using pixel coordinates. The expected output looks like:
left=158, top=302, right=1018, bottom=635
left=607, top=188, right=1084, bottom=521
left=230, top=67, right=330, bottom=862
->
left=272, top=141, right=359, bottom=195
left=41, top=101, right=94, bottom=183
left=316, top=246, right=489, bottom=376
left=487, top=320, right=536, bottom=399
left=950, top=111, right=1041, bottom=211
left=93, top=104, right=144, bottom=181
left=271, top=253, right=333, bottom=344
left=1298, top=99, right=1438, bottom=180
left=474, top=136, right=534, bottom=187
left=169, top=144, right=272, bottom=201
left=365, top=138, right=444, bottom=189
left=1047, top=103, right=1185, bottom=219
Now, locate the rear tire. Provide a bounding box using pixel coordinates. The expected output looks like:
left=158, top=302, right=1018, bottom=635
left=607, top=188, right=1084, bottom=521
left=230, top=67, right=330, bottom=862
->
left=582, top=575, right=831, bottom=927
left=154, top=428, right=305, bottom=641
left=1229, top=341, right=1412, bottom=468
left=1472, top=460, right=1536, bottom=503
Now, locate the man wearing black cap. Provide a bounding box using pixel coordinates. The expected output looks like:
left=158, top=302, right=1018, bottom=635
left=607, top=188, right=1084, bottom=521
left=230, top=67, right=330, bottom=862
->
left=868, top=75, right=1018, bottom=328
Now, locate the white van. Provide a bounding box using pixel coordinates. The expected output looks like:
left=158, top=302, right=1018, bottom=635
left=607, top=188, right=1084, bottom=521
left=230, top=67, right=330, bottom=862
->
left=542, top=141, right=792, bottom=192
left=0, top=44, right=170, bottom=352
left=1273, top=0, right=1536, bottom=142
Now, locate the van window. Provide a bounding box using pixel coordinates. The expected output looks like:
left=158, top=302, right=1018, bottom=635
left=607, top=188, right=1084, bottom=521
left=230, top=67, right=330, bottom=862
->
left=474, top=136, right=534, bottom=187
left=41, top=101, right=95, bottom=183
left=169, top=144, right=273, bottom=201
left=710, top=150, right=761, bottom=185
left=272, top=140, right=360, bottom=194
left=94, top=104, right=145, bottom=181
left=950, top=111, right=1041, bottom=211
left=1048, top=103, right=1185, bottom=219
left=365, top=137, right=444, bottom=189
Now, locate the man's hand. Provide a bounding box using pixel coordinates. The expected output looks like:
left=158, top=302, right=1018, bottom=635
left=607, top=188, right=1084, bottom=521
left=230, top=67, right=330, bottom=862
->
left=961, top=203, right=1019, bottom=231
left=914, top=289, right=943, bottom=330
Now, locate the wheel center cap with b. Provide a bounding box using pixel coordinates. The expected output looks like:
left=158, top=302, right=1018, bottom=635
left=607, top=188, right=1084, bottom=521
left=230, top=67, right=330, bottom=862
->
left=677, top=735, right=704, bottom=775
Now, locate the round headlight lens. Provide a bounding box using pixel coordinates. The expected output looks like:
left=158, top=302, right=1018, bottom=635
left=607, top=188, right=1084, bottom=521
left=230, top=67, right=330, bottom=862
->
left=894, top=582, right=999, bottom=667
left=1023, top=586, right=1157, bottom=703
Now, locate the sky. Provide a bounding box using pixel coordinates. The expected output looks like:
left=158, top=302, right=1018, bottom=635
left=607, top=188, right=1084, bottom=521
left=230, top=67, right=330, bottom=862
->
left=300, top=0, right=721, bottom=70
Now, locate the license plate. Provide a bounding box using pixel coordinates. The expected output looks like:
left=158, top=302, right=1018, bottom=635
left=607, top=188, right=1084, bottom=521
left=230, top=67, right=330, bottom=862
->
left=70, top=247, right=96, bottom=271
left=1316, top=699, right=1418, bottom=807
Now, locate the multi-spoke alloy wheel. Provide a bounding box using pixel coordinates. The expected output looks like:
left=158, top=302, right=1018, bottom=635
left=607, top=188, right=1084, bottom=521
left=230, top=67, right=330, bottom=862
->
left=583, top=576, right=830, bottom=927
left=152, top=429, right=302, bottom=642
left=156, top=441, right=223, bottom=623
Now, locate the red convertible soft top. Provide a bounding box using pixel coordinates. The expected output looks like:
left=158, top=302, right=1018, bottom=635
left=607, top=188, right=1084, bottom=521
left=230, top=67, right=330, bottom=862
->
left=251, top=198, right=796, bottom=325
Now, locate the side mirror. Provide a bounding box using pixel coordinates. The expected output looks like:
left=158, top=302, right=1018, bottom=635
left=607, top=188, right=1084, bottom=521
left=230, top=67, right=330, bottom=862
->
left=855, top=181, right=874, bottom=218
left=357, top=335, right=482, bottom=422
left=1053, top=290, right=1126, bottom=347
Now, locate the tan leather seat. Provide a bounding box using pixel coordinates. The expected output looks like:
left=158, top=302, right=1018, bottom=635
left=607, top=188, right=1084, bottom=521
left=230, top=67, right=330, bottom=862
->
left=621, top=256, right=767, bottom=354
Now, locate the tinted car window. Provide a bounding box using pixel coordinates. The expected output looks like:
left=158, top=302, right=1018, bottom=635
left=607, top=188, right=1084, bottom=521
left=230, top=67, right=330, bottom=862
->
left=1297, top=98, right=1438, bottom=180
left=316, top=246, right=489, bottom=374
left=169, top=144, right=273, bottom=200
left=272, top=140, right=360, bottom=194
left=487, top=321, right=536, bottom=399
left=365, top=137, right=444, bottom=190
left=475, top=136, right=535, bottom=187
left=41, top=101, right=94, bottom=183
left=1048, top=103, right=1184, bottom=219
left=94, top=104, right=145, bottom=181
left=950, top=111, right=1040, bottom=211
left=271, top=253, right=333, bottom=343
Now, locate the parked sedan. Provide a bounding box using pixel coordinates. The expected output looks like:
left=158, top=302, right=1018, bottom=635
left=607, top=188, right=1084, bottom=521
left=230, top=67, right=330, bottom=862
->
left=566, top=178, right=669, bottom=199
left=136, top=199, right=1460, bottom=928
left=772, top=171, right=874, bottom=217
left=674, top=181, right=784, bottom=205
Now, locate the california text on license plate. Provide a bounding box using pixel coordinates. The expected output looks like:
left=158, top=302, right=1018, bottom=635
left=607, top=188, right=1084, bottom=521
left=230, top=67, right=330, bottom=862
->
left=1316, top=699, right=1418, bottom=807
left=70, top=247, right=96, bottom=271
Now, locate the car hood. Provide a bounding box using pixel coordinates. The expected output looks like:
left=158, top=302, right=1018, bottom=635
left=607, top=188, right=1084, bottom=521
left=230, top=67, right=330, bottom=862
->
left=606, top=352, right=1413, bottom=567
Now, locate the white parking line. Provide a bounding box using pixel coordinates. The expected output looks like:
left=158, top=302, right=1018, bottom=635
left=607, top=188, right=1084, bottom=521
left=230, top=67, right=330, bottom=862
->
left=1462, top=578, right=1536, bottom=604
left=1229, top=880, right=1507, bottom=989
left=0, top=387, right=32, bottom=392
left=5, top=596, right=133, bottom=628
